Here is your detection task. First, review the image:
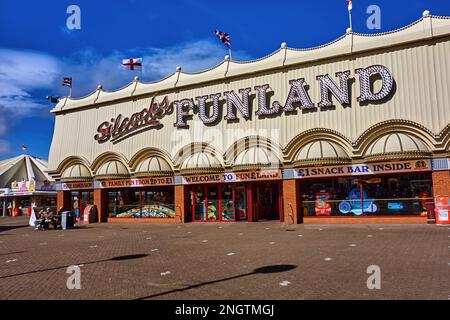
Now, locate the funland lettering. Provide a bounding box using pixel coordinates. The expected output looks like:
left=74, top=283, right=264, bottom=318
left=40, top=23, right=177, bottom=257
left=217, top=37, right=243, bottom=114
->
left=94, top=65, right=394, bottom=143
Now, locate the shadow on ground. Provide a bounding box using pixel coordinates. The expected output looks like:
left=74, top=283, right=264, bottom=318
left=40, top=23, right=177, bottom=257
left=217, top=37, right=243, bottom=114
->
left=0, top=254, right=149, bottom=280
left=136, top=264, right=297, bottom=300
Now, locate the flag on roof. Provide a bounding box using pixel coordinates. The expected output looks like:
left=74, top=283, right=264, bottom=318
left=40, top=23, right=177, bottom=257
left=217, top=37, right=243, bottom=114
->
left=347, top=0, right=352, bottom=11
left=122, top=58, right=142, bottom=70
left=214, top=30, right=231, bottom=48
left=62, top=77, right=72, bottom=88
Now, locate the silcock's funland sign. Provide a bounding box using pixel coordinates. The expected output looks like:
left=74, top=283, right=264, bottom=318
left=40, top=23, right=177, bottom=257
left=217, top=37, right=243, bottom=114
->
left=94, top=65, right=394, bottom=143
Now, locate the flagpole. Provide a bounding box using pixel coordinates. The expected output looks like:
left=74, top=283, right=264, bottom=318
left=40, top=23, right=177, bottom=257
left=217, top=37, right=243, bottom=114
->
left=348, top=9, right=353, bottom=30
left=69, top=87, right=72, bottom=98
left=228, top=48, right=232, bottom=61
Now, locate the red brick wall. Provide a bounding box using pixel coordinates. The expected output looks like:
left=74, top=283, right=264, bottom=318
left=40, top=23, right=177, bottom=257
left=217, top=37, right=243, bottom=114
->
left=432, top=171, right=450, bottom=197
left=56, top=191, right=71, bottom=211
left=283, top=179, right=301, bottom=224
left=174, top=185, right=190, bottom=223
left=93, top=189, right=108, bottom=223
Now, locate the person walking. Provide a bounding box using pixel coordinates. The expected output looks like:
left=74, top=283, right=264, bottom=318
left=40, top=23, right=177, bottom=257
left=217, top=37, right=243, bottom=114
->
left=73, top=198, right=79, bottom=221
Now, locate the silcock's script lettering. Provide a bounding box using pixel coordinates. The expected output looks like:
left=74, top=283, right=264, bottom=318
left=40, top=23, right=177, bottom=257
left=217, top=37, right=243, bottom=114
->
left=94, top=96, right=170, bottom=143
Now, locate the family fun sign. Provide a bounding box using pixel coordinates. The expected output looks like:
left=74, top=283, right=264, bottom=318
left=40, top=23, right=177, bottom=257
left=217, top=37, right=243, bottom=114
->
left=98, top=177, right=174, bottom=188
left=94, top=64, right=395, bottom=142
left=291, top=159, right=431, bottom=179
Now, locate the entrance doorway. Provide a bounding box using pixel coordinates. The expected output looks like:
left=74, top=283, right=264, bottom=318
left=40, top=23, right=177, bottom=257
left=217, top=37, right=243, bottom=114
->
left=190, top=184, right=247, bottom=222
left=253, top=182, right=281, bottom=221
left=71, top=190, right=93, bottom=221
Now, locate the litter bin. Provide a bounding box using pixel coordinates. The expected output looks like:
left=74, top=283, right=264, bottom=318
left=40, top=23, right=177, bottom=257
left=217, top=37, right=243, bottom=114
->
left=61, top=211, right=75, bottom=230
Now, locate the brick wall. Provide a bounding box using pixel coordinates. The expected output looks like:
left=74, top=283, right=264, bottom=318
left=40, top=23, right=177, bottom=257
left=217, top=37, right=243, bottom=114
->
left=94, top=189, right=108, bottom=223
left=56, top=191, right=71, bottom=211
left=432, top=171, right=450, bottom=197
left=282, top=179, right=301, bottom=224
left=174, top=185, right=190, bottom=223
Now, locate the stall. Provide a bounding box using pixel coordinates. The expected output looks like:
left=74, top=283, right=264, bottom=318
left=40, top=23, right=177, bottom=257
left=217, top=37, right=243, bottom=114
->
left=0, top=155, right=57, bottom=216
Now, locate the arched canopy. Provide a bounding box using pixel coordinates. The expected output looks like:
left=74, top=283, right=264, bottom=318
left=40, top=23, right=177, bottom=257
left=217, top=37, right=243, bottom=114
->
left=95, top=160, right=130, bottom=179
left=364, top=132, right=431, bottom=162
left=294, top=140, right=350, bottom=167
left=61, top=164, right=92, bottom=181
left=179, top=152, right=223, bottom=174
left=232, top=146, right=281, bottom=171
left=134, top=156, right=173, bottom=177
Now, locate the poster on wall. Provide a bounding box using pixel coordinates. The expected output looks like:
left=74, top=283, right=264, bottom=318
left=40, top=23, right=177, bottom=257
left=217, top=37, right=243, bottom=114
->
left=11, top=180, right=54, bottom=192
left=315, top=192, right=331, bottom=216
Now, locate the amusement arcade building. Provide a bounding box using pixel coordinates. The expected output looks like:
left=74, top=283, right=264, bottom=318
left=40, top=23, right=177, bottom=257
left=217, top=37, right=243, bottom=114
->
left=48, top=12, right=450, bottom=224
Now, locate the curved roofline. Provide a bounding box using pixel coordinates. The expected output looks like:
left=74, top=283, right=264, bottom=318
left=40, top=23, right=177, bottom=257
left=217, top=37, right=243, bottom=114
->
left=52, top=12, right=450, bottom=113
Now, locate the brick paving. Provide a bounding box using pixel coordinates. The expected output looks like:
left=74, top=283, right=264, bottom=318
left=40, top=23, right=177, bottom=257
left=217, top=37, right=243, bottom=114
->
left=0, top=216, right=449, bottom=300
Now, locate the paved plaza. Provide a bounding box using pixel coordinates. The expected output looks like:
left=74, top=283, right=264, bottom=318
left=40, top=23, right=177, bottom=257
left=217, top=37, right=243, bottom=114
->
left=0, top=217, right=449, bottom=300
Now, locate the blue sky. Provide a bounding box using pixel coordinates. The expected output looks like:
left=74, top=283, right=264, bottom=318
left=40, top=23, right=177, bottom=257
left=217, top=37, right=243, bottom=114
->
left=0, top=0, right=449, bottom=160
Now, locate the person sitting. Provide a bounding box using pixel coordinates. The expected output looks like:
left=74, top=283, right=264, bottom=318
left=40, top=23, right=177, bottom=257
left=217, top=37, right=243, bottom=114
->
left=35, top=209, right=47, bottom=230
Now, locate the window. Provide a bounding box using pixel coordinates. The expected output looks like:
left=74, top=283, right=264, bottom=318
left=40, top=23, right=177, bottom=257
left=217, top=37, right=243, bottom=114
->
left=107, top=187, right=174, bottom=218
left=300, top=173, right=433, bottom=217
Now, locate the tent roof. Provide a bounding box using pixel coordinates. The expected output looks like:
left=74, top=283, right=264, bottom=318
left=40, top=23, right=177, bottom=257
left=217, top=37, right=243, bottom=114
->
left=0, top=155, right=53, bottom=188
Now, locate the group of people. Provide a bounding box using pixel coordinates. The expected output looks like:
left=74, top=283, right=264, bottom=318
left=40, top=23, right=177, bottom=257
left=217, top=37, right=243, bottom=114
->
left=33, top=207, right=62, bottom=230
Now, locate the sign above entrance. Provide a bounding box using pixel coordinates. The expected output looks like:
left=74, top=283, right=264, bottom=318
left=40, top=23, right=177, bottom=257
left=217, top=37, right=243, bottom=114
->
left=287, top=159, right=431, bottom=180
left=180, top=170, right=282, bottom=185
left=98, top=177, right=174, bottom=188
left=57, top=181, right=95, bottom=191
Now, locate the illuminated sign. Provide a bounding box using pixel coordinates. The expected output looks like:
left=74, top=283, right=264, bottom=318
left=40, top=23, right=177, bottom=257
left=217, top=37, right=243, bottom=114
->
left=99, top=177, right=174, bottom=188
left=95, top=65, right=395, bottom=143
left=174, top=65, right=394, bottom=127
left=292, top=159, right=430, bottom=179
left=180, top=170, right=282, bottom=185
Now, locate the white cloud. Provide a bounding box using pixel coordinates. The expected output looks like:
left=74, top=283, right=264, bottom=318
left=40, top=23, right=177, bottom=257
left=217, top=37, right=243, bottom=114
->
left=142, top=40, right=238, bottom=78
left=0, top=40, right=251, bottom=147
left=0, top=49, right=60, bottom=115
left=0, top=40, right=250, bottom=109
left=0, top=140, right=10, bottom=155
left=62, top=40, right=250, bottom=96
left=0, top=116, right=6, bottom=135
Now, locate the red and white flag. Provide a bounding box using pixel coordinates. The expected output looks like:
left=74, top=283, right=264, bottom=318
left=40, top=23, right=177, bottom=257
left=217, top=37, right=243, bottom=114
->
left=347, top=0, right=352, bottom=11
left=122, top=58, right=142, bottom=71
left=215, top=30, right=231, bottom=49
left=62, top=77, right=72, bottom=88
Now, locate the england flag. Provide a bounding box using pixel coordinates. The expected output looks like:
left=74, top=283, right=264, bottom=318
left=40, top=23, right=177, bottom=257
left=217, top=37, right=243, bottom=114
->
left=122, top=58, right=142, bottom=71
left=347, top=0, right=352, bottom=11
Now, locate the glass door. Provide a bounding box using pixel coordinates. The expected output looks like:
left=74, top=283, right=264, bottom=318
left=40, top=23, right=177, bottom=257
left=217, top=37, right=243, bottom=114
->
left=193, top=186, right=206, bottom=221
left=206, top=186, right=219, bottom=221
left=235, top=184, right=247, bottom=221
left=222, top=185, right=235, bottom=221
left=81, top=191, right=93, bottom=220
